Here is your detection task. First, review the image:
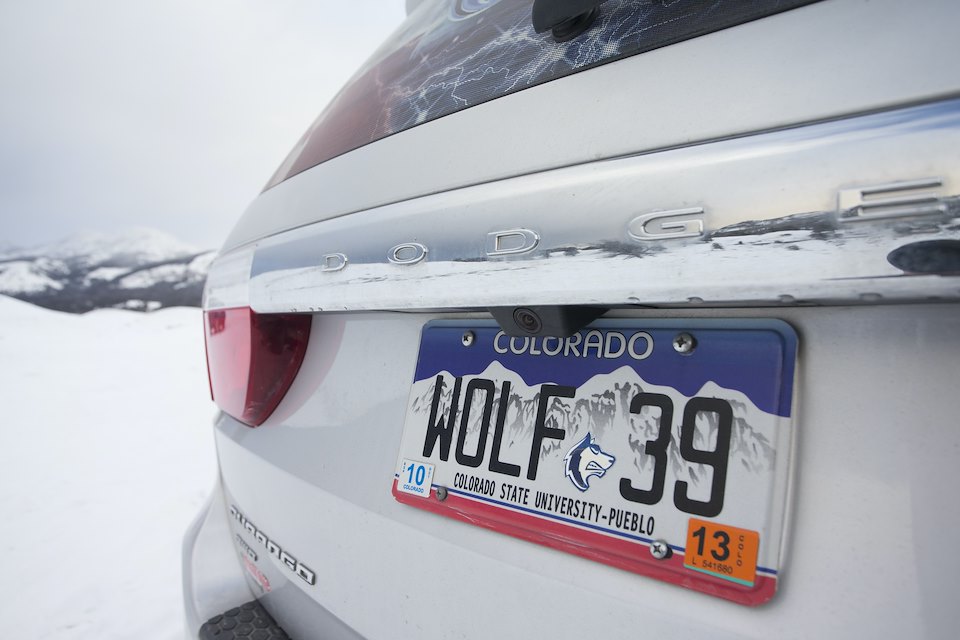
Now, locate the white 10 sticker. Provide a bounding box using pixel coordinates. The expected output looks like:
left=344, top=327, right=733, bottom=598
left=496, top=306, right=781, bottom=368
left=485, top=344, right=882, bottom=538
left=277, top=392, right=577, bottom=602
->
left=397, top=459, right=435, bottom=498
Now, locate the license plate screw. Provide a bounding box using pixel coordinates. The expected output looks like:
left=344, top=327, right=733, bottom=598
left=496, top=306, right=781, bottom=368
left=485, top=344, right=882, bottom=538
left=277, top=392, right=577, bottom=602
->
left=649, top=540, right=672, bottom=560
left=672, top=332, right=697, bottom=354
left=435, top=486, right=449, bottom=502
left=461, top=331, right=475, bottom=347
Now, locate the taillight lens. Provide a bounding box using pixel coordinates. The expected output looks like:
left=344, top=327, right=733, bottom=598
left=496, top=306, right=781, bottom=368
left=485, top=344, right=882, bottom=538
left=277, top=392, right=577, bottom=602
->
left=203, top=306, right=311, bottom=427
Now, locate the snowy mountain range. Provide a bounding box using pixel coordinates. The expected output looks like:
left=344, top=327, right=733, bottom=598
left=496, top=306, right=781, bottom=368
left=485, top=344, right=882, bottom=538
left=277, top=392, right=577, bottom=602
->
left=0, top=229, right=215, bottom=313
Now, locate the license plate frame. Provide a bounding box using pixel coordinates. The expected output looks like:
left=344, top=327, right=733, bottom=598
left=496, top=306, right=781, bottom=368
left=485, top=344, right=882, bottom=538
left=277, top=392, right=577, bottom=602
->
left=393, top=318, right=797, bottom=605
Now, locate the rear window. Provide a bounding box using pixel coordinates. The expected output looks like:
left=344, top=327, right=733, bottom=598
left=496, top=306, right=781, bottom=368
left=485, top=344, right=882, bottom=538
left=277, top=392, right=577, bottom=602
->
left=266, top=0, right=820, bottom=190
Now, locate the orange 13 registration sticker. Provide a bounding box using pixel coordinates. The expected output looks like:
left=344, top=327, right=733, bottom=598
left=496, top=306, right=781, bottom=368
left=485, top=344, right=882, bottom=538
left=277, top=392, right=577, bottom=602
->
left=684, top=518, right=760, bottom=587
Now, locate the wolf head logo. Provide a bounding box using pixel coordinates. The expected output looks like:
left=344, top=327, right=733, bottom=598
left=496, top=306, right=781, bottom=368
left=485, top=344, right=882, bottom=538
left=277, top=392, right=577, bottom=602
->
left=563, top=433, right=616, bottom=492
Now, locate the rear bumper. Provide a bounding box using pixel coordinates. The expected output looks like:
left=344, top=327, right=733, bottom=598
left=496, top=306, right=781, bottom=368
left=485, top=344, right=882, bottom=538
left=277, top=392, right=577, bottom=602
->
left=182, top=444, right=364, bottom=640
left=187, top=303, right=960, bottom=639
left=182, top=476, right=255, bottom=638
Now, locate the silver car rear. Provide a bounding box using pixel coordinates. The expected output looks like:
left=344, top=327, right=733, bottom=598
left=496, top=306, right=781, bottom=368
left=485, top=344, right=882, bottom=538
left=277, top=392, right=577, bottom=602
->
left=185, top=1, right=960, bottom=638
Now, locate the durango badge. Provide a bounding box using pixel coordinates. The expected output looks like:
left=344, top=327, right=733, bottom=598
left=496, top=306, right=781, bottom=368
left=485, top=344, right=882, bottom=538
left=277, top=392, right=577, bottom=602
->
left=563, top=433, right=615, bottom=492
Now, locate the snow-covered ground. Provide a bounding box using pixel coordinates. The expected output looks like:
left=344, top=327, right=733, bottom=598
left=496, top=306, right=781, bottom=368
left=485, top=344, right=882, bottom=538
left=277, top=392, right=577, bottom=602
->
left=0, top=295, right=217, bottom=639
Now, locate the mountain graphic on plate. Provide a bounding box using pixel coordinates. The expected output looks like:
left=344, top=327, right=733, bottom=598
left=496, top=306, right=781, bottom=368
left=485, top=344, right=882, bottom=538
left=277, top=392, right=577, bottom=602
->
left=409, top=361, right=777, bottom=491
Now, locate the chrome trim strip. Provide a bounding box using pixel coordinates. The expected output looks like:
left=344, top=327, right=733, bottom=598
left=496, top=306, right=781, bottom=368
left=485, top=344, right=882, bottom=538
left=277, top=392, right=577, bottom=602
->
left=247, top=99, right=960, bottom=313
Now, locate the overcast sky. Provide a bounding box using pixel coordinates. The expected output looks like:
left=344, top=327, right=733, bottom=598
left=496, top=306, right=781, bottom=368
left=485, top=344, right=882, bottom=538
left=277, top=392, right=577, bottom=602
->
left=0, top=0, right=406, bottom=250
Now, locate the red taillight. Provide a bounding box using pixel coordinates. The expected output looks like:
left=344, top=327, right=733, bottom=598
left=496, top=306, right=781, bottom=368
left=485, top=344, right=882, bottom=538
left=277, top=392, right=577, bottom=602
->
left=203, top=306, right=311, bottom=427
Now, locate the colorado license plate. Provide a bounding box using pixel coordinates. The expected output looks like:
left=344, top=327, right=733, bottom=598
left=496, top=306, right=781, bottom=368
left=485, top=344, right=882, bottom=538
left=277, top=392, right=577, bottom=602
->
left=392, top=319, right=797, bottom=605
